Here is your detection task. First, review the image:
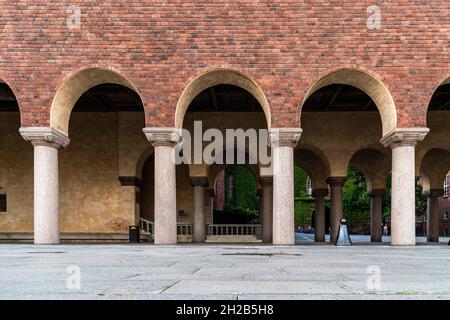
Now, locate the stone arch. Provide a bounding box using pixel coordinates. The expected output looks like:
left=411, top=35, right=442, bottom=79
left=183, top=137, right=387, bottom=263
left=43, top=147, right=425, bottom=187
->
left=349, top=148, right=391, bottom=192
left=301, top=68, right=397, bottom=137
left=50, top=67, right=144, bottom=136
left=175, top=68, right=271, bottom=129
left=419, top=148, right=450, bottom=191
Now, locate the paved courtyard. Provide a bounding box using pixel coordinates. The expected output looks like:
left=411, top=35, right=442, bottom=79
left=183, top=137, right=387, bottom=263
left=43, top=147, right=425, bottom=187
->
left=1, top=240, right=450, bottom=300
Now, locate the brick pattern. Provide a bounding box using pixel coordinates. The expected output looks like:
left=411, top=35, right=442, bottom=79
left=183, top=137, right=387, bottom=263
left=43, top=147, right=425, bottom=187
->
left=0, top=1, right=449, bottom=128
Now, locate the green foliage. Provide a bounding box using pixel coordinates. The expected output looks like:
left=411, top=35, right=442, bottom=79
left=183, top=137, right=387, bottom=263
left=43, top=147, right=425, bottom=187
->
left=343, top=166, right=371, bottom=228
left=382, top=173, right=392, bottom=217
left=223, top=165, right=259, bottom=219
left=294, top=166, right=314, bottom=227
left=219, top=164, right=428, bottom=227
left=415, top=180, right=427, bottom=217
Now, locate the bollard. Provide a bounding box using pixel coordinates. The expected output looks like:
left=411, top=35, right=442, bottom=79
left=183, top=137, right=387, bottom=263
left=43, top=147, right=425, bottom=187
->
left=335, top=218, right=352, bottom=246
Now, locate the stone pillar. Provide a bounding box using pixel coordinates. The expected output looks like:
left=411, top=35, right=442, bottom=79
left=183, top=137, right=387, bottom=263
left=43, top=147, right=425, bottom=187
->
left=381, top=128, right=429, bottom=246
left=369, top=189, right=385, bottom=242
left=326, top=177, right=347, bottom=244
left=260, top=177, right=273, bottom=243
left=424, top=189, right=443, bottom=243
left=269, top=128, right=302, bottom=245
left=143, top=127, right=181, bottom=245
left=313, top=189, right=328, bottom=243
left=190, top=177, right=208, bottom=243
left=20, top=127, right=70, bottom=245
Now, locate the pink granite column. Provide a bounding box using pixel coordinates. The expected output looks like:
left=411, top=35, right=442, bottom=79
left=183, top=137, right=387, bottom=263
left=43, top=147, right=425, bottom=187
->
left=144, top=127, right=181, bottom=245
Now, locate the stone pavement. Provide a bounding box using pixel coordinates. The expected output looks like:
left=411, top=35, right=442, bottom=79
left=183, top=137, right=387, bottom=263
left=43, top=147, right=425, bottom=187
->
left=0, top=242, right=449, bottom=300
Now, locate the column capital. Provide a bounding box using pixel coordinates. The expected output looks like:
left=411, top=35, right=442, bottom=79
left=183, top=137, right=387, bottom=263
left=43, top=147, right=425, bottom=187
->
left=259, top=176, right=273, bottom=187
left=143, top=127, right=182, bottom=148
left=368, top=189, right=386, bottom=197
left=380, top=128, right=429, bottom=149
left=312, top=188, right=329, bottom=198
left=268, top=128, right=302, bottom=148
left=20, top=127, right=70, bottom=149
left=422, top=189, right=444, bottom=198
left=326, top=177, right=347, bottom=187
left=190, top=176, right=209, bottom=187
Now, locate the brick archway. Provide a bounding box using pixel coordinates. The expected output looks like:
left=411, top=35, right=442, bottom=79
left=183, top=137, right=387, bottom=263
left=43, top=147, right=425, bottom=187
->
left=301, top=68, right=397, bottom=137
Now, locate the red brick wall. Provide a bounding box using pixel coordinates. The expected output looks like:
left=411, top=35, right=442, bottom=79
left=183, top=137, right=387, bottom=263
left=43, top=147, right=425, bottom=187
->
left=0, top=1, right=449, bottom=128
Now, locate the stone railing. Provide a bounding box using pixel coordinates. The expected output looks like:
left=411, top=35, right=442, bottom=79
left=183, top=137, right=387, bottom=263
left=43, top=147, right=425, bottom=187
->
left=139, top=218, right=192, bottom=241
left=207, top=224, right=262, bottom=237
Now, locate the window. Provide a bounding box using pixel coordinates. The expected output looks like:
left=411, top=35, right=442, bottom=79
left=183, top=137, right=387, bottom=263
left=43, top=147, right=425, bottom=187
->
left=444, top=175, right=449, bottom=198
left=0, top=194, right=6, bottom=212
left=444, top=212, right=449, bottom=221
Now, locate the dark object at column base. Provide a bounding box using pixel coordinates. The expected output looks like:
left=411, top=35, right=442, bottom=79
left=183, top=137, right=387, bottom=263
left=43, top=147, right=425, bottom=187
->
left=335, top=219, right=352, bottom=246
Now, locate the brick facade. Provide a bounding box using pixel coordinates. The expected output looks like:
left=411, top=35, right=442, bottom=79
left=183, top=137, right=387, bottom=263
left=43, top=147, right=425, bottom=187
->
left=0, top=1, right=449, bottom=128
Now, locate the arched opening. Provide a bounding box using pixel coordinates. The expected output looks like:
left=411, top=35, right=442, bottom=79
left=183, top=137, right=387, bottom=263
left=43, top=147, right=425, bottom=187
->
left=209, top=165, right=261, bottom=242
left=299, top=69, right=393, bottom=244
left=301, top=69, right=396, bottom=137
left=175, top=69, right=271, bottom=129
left=293, top=148, right=330, bottom=244
left=416, top=78, right=450, bottom=243
left=212, top=165, right=259, bottom=223
left=57, top=76, right=147, bottom=240
left=175, top=70, right=270, bottom=243
left=343, top=149, right=391, bottom=244
left=418, top=148, right=450, bottom=242
left=0, top=81, right=33, bottom=237
left=293, top=166, right=317, bottom=236
left=51, top=68, right=142, bottom=136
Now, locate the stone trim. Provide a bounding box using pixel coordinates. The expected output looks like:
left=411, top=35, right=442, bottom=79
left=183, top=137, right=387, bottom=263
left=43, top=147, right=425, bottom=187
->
left=268, top=128, right=302, bottom=148
left=422, top=189, right=444, bottom=198
left=368, top=189, right=386, bottom=197
left=259, top=176, right=273, bottom=186
left=312, top=188, right=328, bottom=198
left=380, top=128, right=429, bottom=149
left=326, top=177, right=347, bottom=187
left=118, top=176, right=141, bottom=187
left=143, top=127, right=182, bottom=148
left=190, top=176, right=209, bottom=187
left=19, top=127, right=70, bottom=149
